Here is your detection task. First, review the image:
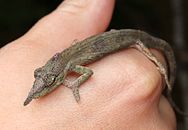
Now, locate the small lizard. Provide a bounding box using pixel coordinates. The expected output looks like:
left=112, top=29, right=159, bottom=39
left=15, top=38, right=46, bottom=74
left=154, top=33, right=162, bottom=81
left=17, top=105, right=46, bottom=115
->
left=23, top=29, right=187, bottom=116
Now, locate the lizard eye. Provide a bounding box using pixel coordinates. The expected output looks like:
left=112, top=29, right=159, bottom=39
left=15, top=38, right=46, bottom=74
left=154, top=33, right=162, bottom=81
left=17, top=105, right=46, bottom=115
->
left=44, top=75, right=56, bottom=86
left=34, top=67, right=42, bottom=78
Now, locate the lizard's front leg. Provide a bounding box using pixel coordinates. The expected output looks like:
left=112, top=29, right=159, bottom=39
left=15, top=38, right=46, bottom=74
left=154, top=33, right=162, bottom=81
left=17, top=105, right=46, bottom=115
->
left=63, top=65, right=93, bottom=102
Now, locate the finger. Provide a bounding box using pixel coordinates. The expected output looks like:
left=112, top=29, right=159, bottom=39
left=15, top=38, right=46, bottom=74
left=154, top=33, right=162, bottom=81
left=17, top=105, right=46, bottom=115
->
left=158, top=95, right=176, bottom=129
left=0, top=0, right=115, bottom=99
left=70, top=48, right=175, bottom=129
left=22, top=0, right=115, bottom=52
left=0, top=0, right=115, bottom=123
left=1, top=0, right=115, bottom=71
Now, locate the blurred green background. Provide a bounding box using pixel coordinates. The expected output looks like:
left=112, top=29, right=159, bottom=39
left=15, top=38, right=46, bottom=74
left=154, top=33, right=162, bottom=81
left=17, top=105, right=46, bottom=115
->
left=0, top=0, right=187, bottom=129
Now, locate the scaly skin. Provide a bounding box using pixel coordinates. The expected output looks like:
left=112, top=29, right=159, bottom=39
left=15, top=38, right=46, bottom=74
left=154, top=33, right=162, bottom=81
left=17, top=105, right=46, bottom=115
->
left=24, top=29, right=187, bottom=116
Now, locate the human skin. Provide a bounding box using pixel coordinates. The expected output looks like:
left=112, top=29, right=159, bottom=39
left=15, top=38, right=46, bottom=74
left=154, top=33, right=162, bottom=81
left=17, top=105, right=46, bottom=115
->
left=0, top=0, right=176, bottom=129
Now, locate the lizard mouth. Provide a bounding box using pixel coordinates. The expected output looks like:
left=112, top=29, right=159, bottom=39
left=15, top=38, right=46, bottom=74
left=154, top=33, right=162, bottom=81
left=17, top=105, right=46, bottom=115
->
left=23, top=76, right=57, bottom=106
left=23, top=78, right=46, bottom=106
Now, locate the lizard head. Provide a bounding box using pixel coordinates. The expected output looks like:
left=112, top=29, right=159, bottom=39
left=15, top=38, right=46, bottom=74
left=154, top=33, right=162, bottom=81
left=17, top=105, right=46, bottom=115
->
left=24, top=53, right=65, bottom=106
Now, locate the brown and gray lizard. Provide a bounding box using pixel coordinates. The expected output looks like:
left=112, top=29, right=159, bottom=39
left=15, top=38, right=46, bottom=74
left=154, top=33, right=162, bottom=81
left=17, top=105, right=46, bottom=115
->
left=23, top=29, right=187, bottom=116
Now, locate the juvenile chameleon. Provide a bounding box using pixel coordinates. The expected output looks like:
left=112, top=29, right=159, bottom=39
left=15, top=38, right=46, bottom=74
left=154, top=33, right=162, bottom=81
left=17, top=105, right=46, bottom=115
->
left=23, top=29, right=187, bottom=116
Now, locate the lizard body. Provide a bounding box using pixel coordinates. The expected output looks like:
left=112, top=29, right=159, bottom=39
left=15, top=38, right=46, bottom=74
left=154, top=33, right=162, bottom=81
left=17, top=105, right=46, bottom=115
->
left=24, top=29, right=187, bottom=116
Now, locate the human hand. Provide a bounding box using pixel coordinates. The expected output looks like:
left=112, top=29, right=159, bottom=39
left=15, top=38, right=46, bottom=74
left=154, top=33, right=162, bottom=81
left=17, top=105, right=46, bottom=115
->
left=0, top=0, right=176, bottom=129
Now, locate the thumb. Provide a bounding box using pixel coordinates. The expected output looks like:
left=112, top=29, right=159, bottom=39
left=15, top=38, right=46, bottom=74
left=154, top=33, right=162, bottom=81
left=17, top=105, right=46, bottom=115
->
left=21, top=0, right=115, bottom=52
left=0, top=0, right=115, bottom=121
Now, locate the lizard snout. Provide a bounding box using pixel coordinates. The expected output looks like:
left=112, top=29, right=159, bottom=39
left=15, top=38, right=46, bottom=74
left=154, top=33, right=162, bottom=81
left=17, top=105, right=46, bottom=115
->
left=23, top=78, right=46, bottom=106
